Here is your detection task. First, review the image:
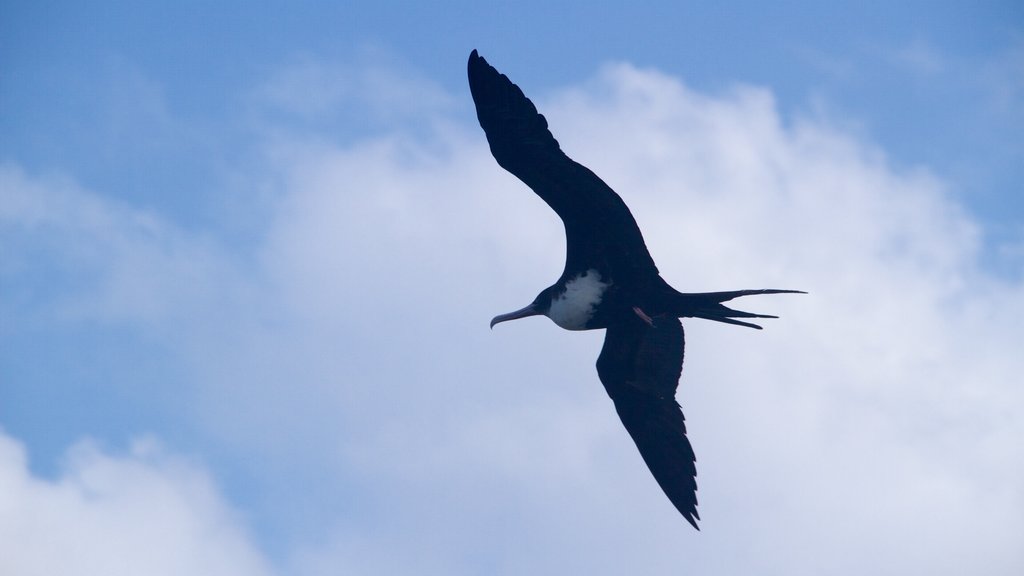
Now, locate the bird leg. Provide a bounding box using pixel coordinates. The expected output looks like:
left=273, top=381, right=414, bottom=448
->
left=632, top=306, right=655, bottom=327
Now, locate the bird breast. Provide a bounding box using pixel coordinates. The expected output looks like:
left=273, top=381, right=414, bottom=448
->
left=548, top=270, right=610, bottom=330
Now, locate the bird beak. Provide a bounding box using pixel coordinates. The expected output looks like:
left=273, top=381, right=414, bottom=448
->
left=490, top=303, right=542, bottom=329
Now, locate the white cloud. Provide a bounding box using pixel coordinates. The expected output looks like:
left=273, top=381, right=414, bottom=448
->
left=0, top=164, right=247, bottom=331
left=249, top=50, right=455, bottom=134
left=0, top=430, right=273, bottom=576
left=2, top=59, right=1022, bottom=575
left=259, top=61, right=1023, bottom=574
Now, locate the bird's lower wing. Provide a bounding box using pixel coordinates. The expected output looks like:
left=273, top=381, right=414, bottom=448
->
left=596, top=316, right=699, bottom=529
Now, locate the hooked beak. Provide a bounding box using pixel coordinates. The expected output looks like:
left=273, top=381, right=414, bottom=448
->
left=490, top=303, right=542, bottom=329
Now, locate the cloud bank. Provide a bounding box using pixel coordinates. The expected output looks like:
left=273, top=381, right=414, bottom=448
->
left=0, top=431, right=272, bottom=576
left=2, top=59, right=1021, bottom=575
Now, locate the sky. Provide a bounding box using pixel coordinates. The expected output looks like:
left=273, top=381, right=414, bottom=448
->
left=2, top=1, right=1023, bottom=574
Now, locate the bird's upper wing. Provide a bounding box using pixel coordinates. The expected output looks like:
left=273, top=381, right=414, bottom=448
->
left=467, top=50, right=658, bottom=278
left=596, top=314, right=699, bottom=529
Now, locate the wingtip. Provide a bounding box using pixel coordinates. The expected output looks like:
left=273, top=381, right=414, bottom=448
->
left=467, top=49, right=490, bottom=81
left=683, top=511, right=700, bottom=530
left=688, top=508, right=701, bottom=530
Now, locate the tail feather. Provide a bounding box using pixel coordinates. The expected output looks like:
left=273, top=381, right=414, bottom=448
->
left=674, top=289, right=805, bottom=329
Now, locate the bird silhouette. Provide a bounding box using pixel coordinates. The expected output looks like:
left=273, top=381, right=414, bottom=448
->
left=469, top=50, right=802, bottom=529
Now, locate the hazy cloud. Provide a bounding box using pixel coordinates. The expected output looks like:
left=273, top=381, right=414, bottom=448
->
left=0, top=430, right=273, bottom=576
left=2, top=59, right=1022, bottom=575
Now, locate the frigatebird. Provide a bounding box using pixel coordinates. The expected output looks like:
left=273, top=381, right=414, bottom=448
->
left=468, top=50, right=801, bottom=530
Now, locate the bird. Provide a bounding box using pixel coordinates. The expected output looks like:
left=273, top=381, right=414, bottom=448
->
left=467, top=50, right=802, bottom=530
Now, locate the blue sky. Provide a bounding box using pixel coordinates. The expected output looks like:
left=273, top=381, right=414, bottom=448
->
left=2, top=2, right=1023, bottom=574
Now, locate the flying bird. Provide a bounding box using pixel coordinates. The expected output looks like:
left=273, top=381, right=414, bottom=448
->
left=468, top=50, right=802, bottom=530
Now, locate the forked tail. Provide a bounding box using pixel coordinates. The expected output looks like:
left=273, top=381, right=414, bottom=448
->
left=674, top=289, right=805, bottom=329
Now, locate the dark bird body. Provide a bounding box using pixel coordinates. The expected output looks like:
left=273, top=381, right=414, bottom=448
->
left=468, top=50, right=801, bottom=529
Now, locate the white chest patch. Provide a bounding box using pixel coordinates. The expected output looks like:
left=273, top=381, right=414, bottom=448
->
left=547, top=269, right=610, bottom=330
